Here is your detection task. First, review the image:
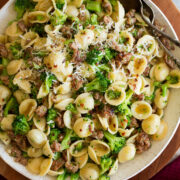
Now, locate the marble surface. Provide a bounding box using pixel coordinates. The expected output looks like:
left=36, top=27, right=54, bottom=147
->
left=173, top=0, right=180, bottom=9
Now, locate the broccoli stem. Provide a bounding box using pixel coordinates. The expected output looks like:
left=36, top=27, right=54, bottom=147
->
left=4, top=97, right=18, bottom=117
left=61, top=129, right=73, bottom=151
left=86, top=1, right=102, bottom=12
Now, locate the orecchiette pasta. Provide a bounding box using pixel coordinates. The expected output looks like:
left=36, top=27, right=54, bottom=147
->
left=131, top=101, right=152, bottom=120
left=13, top=90, right=30, bottom=104
left=27, top=147, right=43, bottom=158
left=75, top=153, right=88, bottom=169
left=7, top=59, right=23, bottom=75
left=118, top=143, right=136, bottom=163
left=1, top=114, right=16, bottom=130
left=28, top=11, right=49, bottom=23
left=88, top=146, right=101, bottom=165
left=80, top=163, right=100, bottom=180
left=0, top=85, right=11, bottom=105
left=27, top=129, right=47, bottom=148
left=142, top=114, right=161, bottom=135
left=73, top=117, right=94, bottom=138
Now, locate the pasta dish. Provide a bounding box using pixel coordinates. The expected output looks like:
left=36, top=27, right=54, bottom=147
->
left=0, top=0, right=180, bottom=179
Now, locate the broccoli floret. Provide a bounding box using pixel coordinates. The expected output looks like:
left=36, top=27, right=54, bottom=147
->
left=31, top=24, right=46, bottom=37
left=56, top=0, right=65, bottom=10
left=99, top=175, right=110, bottom=180
left=49, top=128, right=61, bottom=144
left=97, top=64, right=110, bottom=73
left=9, top=42, right=23, bottom=59
left=57, top=170, right=66, bottom=180
left=47, top=108, right=57, bottom=128
left=153, top=81, right=169, bottom=97
left=70, top=172, right=79, bottom=180
left=61, top=129, right=76, bottom=151
left=33, top=50, right=49, bottom=58
left=3, top=97, right=18, bottom=117
left=40, top=73, right=57, bottom=93
left=66, top=103, right=77, bottom=113
left=50, top=9, right=67, bottom=26
left=106, top=90, right=121, bottom=100
left=166, top=75, right=179, bottom=84
left=86, top=49, right=104, bottom=65
left=14, top=0, right=36, bottom=19
left=117, top=89, right=133, bottom=117
left=86, top=0, right=102, bottom=12
left=12, top=115, right=30, bottom=135
left=85, top=72, right=110, bottom=92
left=100, top=156, right=113, bottom=174
left=90, top=14, right=98, bottom=25
left=1, top=58, right=8, bottom=75
left=104, top=131, right=126, bottom=154
left=104, top=48, right=116, bottom=62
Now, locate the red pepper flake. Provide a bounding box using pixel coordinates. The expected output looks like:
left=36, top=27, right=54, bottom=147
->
left=91, top=25, right=95, bottom=30
left=124, top=119, right=128, bottom=123
left=80, top=129, right=82, bottom=132
left=122, top=132, right=125, bottom=136
left=54, top=64, right=58, bottom=68
left=80, top=103, right=84, bottom=108
left=113, top=124, right=116, bottom=128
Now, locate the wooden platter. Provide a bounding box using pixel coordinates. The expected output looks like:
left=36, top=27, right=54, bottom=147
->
left=0, top=0, right=179, bottom=179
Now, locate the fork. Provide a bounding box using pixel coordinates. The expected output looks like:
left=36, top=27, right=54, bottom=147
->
left=120, top=0, right=180, bottom=67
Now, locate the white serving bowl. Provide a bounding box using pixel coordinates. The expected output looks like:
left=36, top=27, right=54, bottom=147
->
left=0, top=0, right=179, bottom=180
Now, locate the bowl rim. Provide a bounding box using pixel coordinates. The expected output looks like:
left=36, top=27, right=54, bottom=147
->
left=0, top=0, right=179, bottom=180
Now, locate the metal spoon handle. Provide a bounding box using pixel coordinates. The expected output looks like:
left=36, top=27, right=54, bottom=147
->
left=140, top=0, right=180, bottom=47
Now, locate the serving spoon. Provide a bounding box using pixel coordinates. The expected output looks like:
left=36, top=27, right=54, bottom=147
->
left=119, top=0, right=180, bottom=67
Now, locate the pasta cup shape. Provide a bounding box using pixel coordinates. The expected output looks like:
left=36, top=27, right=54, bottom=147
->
left=88, top=146, right=101, bottom=165
left=27, top=147, right=43, bottom=158
left=128, top=75, right=142, bottom=95
left=37, top=84, right=49, bottom=99
left=90, top=140, right=110, bottom=157
left=111, top=1, right=125, bottom=22
left=35, top=0, right=53, bottom=11
left=67, top=0, right=83, bottom=8
left=1, top=114, right=16, bottom=131
left=28, top=11, right=49, bottom=23
left=118, top=143, right=136, bottom=163
left=13, top=90, right=30, bottom=104
left=5, top=22, right=23, bottom=38
left=7, top=59, right=23, bottom=75
left=26, top=157, right=44, bottom=175
left=54, top=98, right=74, bottom=111
left=75, top=93, right=94, bottom=114
left=127, top=55, right=147, bottom=75
left=65, top=5, right=79, bottom=17
left=118, top=128, right=134, bottom=138
left=142, top=114, right=161, bottom=135
left=126, top=134, right=138, bottom=144
left=0, top=85, right=11, bottom=105
left=19, top=99, right=37, bottom=120
left=69, top=140, right=88, bottom=157
left=131, top=101, right=152, bottom=120
left=108, top=115, right=119, bottom=134
left=73, top=117, right=94, bottom=138
left=43, top=141, right=54, bottom=158
left=154, top=63, right=170, bottom=82
left=27, top=129, right=47, bottom=148
left=97, top=114, right=108, bottom=130
left=33, top=116, right=46, bottom=131
left=167, top=69, right=180, bottom=88
left=0, top=132, right=11, bottom=145
left=39, top=158, right=53, bottom=176
left=137, top=35, right=156, bottom=56
left=80, top=163, right=100, bottom=180
left=75, top=153, right=88, bottom=169
left=48, top=169, right=64, bottom=176
left=152, top=120, right=168, bottom=141
left=21, top=32, right=39, bottom=49
left=105, top=87, right=126, bottom=106
left=108, top=159, right=119, bottom=176
left=63, top=110, right=73, bottom=129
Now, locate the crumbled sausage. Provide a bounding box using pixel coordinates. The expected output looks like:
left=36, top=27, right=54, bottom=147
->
left=60, top=26, right=74, bottom=39
left=102, top=0, right=112, bottom=14
left=164, top=54, right=176, bottom=69
left=51, top=158, right=65, bottom=171
left=133, top=93, right=145, bottom=101
left=129, top=117, right=139, bottom=128
left=125, top=9, right=136, bottom=26
left=103, top=15, right=113, bottom=25
left=115, top=52, right=132, bottom=67
left=136, top=28, right=145, bottom=39
left=160, top=37, right=175, bottom=51
left=62, top=150, right=67, bottom=161
left=55, top=114, right=65, bottom=129
left=71, top=74, right=84, bottom=91
left=94, top=92, right=106, bottom=104
left=0, top=75, right=9, bottom=86
left=50, top=141, right=61, bottom=152
left=143, top=65, right=151, bottom=77
left=135, top=132, right=151, bottom=153
left=65, top=161, right=79, bottom=173
left=0, top=43, right=8, bottom=58
left=91, top=130, right=104, bottom=140
left=7, top=131, right=29, bottom=151
left=17, top=20, right=27, bottom=32
left=10, top=143, right=28, bottom=166
left=36, top=105, right=47, bottom=117
left=99, top=105, right=114, bottom=118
